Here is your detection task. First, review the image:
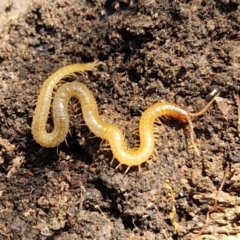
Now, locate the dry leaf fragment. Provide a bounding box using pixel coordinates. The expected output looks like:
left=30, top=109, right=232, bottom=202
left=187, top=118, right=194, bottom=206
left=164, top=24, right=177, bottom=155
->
left=215, top=96, right=232, bottom=117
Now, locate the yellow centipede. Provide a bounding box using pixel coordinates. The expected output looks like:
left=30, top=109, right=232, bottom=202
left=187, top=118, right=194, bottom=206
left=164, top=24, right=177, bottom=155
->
left=32, top=61, right=217, bottom=173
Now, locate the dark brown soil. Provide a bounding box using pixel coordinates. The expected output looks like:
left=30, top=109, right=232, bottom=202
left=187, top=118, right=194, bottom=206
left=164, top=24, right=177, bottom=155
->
left=0, top=0, right=240, bottom=239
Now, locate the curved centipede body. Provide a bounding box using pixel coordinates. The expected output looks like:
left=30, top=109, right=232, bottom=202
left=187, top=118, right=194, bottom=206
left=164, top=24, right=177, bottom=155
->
left=32, top=61, right=217, bottom=173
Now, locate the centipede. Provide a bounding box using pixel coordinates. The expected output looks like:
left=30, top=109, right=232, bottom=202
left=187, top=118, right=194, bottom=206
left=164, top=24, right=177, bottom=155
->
left=32, top=61, right=218, bottom=174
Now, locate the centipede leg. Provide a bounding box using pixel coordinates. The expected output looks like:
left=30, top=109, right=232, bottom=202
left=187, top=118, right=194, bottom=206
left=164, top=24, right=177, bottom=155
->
left=64, top=139, right=69, bottom=148
left=154, top=118, right=162, bottom=126
left=86, top=131, right=95, bottom=138
left=153, top=121, right=165, bottom=140
left=39, top=147, right=44, bottom=152
left=186, top=117, right=200, bottom=156
left=132, top=128, right=139, bottom=136
left=151, top=148, right=159, bottom=160
left=115, top=163, right=122, bottom=170
left=100, top=140, right=111, bottom=151
left=123, top=166, right=131, bottom=176
left=46, top=123, right=53, bottom=133
left=110, top=157, right=115, bottom=165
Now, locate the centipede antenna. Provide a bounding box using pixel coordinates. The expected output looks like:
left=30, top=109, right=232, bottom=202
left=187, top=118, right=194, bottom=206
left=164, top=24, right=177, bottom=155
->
left=190, top=92, right=220, bottom=119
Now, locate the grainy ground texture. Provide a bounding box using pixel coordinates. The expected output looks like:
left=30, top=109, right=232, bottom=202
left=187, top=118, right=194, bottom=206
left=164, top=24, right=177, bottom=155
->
left=0, top=0, right=240, bottom=239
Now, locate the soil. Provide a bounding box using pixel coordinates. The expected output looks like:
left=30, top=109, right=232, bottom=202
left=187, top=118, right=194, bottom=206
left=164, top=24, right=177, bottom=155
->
left=0, top=0, right=240, bottom=239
